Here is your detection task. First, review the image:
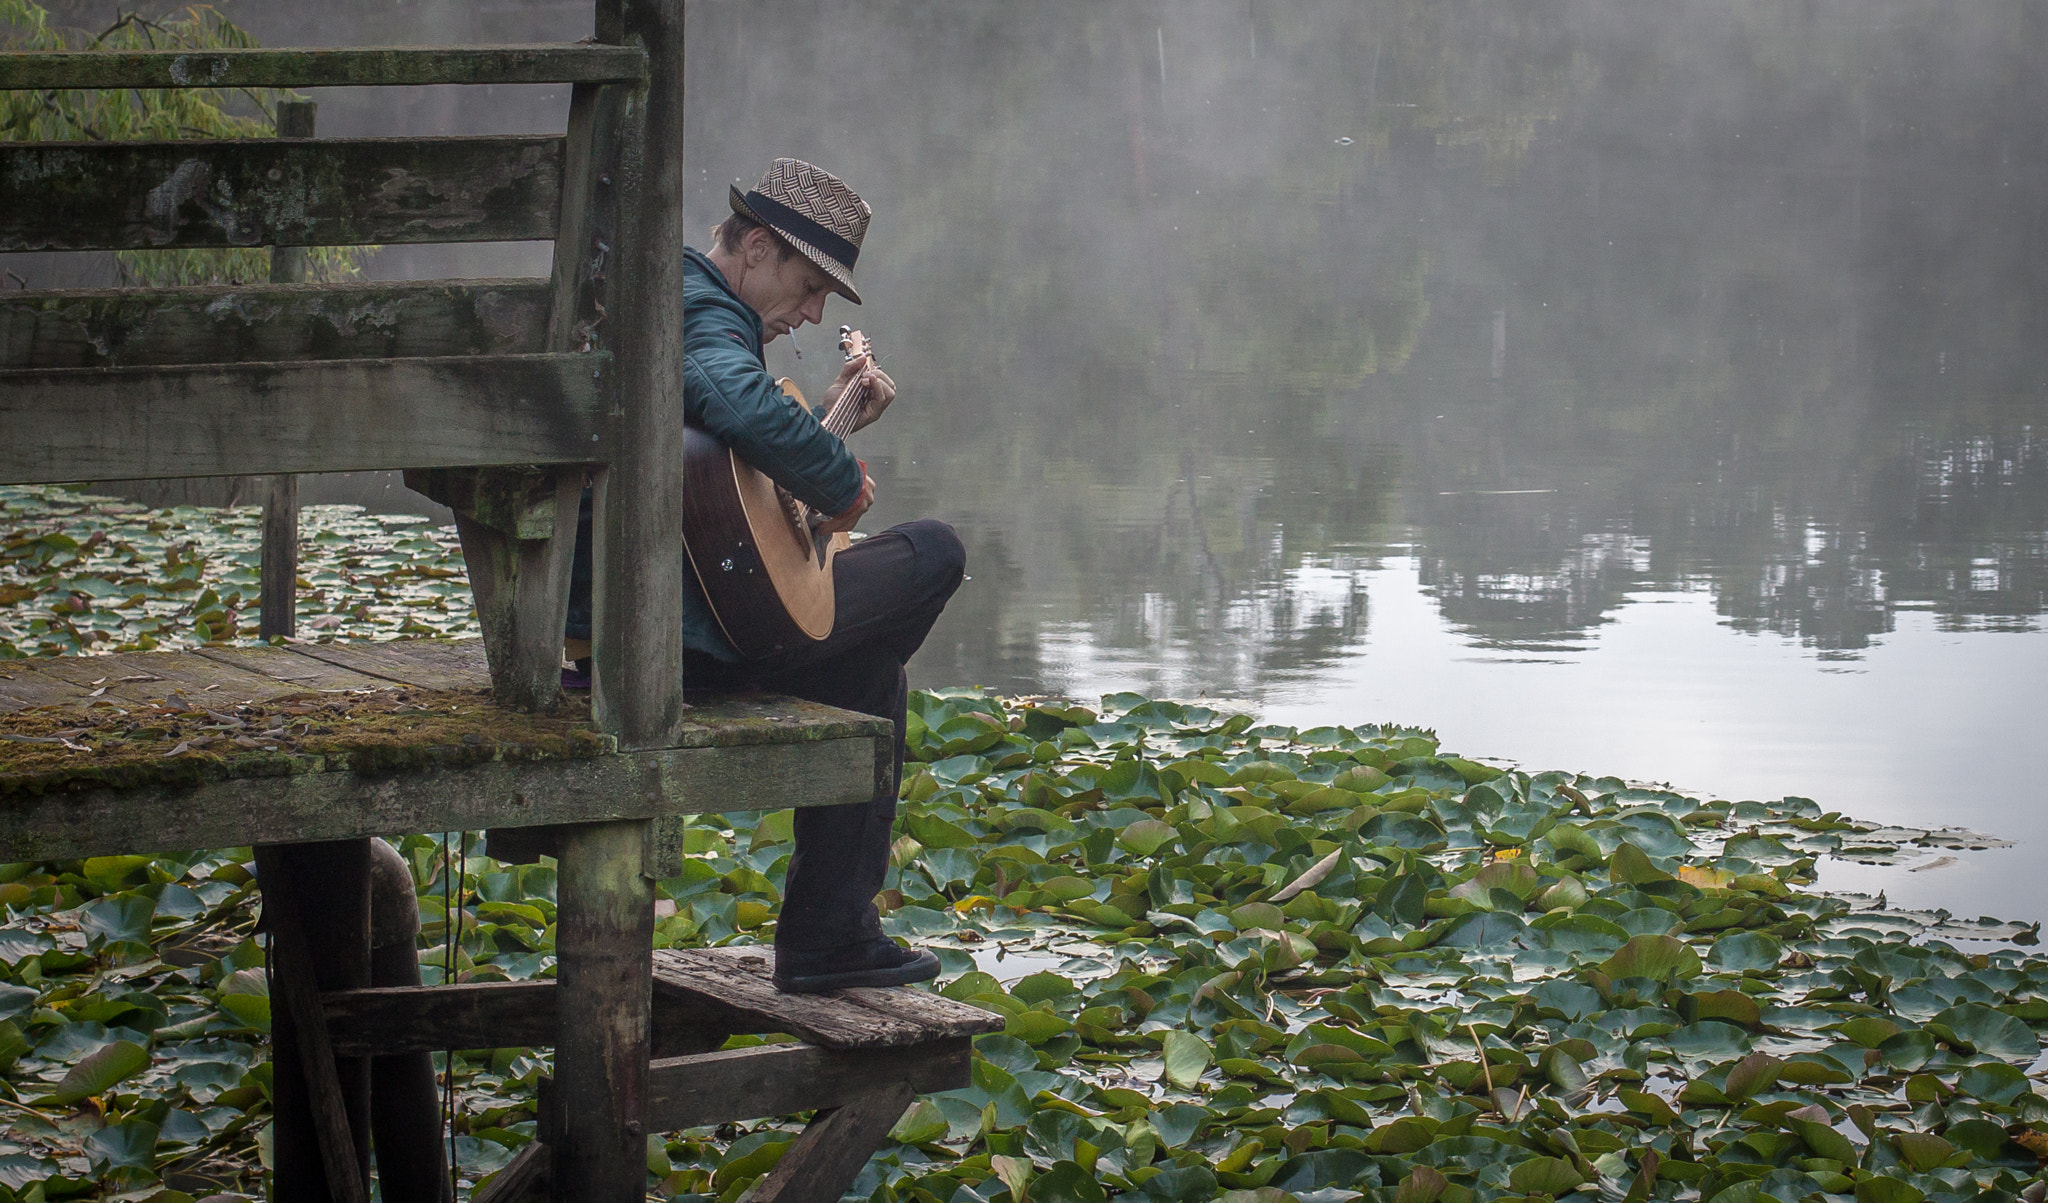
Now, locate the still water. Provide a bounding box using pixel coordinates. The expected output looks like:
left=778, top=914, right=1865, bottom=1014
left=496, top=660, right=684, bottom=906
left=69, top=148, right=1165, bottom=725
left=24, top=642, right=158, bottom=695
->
left=679, top=1, right=2048, bottom=922
left=33, top=2, right=2048, bottom=919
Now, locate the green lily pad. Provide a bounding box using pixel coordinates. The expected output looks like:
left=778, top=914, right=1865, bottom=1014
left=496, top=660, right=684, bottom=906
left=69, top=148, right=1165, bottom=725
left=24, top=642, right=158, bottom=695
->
left=1602, top=934, right=1702, bottom=982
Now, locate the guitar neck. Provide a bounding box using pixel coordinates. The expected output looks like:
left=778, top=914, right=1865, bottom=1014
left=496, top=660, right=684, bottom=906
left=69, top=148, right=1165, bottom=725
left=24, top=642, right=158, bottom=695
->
left=820, top=364, right=869, bottom=440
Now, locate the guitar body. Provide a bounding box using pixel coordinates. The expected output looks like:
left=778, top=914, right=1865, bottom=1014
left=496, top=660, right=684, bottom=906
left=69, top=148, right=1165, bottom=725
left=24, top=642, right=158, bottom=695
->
left=681, top=377, right=852, bottom=660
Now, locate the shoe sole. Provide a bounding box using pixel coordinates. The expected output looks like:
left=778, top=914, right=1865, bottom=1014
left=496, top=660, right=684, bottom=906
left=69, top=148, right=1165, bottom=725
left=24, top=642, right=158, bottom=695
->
left=773, top=960, right=941, bottom=994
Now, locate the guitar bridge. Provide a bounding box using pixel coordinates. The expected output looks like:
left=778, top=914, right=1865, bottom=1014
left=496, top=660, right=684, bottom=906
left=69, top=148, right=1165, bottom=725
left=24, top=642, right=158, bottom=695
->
left=775, top=486, right=816, bottom=564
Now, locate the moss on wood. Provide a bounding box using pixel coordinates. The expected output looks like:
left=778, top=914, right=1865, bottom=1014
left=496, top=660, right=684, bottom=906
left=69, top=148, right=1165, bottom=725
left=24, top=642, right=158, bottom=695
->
left=0, top=686, right=613, bottom=797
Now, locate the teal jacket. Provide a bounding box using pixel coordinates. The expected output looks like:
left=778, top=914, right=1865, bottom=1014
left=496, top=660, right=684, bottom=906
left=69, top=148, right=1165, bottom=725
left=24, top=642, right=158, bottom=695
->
left=566, top=248, right=863, bottom=662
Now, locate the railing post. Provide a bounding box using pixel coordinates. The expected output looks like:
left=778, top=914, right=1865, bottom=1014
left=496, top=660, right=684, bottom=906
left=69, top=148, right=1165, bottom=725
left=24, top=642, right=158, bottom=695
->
left=556, top=4, right=679, bottom=1200
left=590, top=0, right=685, bottom=752
left=258, top=99, right=315, bottom=643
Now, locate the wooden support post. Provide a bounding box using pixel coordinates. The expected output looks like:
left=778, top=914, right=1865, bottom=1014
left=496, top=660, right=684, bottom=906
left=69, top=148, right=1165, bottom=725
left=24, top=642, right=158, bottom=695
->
left=549, top=820, right=653, bottom=1202
left=592, top=0, right=686, bottom=750
left=256, top=840, right=372, bottom=1203
left=741, top=1080, right=915, bottom=1203
left=259, top=473, right=298, bottom=640
left=258, top=100, right=314, bottom=643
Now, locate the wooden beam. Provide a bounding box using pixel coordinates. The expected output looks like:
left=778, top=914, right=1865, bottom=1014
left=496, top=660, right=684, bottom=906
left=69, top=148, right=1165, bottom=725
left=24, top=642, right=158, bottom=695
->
left=0, top=352, right=611, bottom=484
left=0, top=278, right=551, bottom=370
left=747, top=1080, right=916, bottom=1203
left=552, top=819, right=652, bottom=1201
left=0, top=44, right=646, bottom=91
left=323, top=979, right=724, bottom=1057
left=324, top=982, right=557, bottom=1056
left=643, top=1039, right=971, bottom=1134
left=0, top=135, right=562, bottom=252
left=592, top=5, right=687, bottom=752
left=0, top=732, right=886, bottom=861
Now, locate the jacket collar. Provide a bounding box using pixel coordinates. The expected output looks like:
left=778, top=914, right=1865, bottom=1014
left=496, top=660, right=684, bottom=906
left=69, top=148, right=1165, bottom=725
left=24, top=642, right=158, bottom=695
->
left=684, top=247, right=765, bottom=343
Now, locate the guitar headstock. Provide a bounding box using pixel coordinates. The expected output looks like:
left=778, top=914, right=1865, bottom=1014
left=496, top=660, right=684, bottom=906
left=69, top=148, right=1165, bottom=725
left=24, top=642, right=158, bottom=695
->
left=838, top=324, right=874, bottom=365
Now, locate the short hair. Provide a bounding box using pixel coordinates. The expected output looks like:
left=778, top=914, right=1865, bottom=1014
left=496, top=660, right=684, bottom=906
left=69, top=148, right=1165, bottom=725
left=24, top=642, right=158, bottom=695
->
left=712, top=212, right=799, bottom=261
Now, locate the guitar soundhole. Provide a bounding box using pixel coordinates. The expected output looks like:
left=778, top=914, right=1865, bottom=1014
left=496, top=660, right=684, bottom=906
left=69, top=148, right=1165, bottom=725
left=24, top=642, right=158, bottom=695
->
left=775, top=486, right=814, bottom=563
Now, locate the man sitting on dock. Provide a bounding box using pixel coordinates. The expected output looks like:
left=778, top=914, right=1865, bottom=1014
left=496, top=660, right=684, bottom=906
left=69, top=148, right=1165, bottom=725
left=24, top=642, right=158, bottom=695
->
left=571, top=159, right=962, bottom=992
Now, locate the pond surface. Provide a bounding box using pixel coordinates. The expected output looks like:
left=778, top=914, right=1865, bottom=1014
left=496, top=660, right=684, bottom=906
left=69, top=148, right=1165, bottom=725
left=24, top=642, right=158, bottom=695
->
left=674, top=1, right=2048, bottom=922
left=31, top=2, right=2048, bottom=919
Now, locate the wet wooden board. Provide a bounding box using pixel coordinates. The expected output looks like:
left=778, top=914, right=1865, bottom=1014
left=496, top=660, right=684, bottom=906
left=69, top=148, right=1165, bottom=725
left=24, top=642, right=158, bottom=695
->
left=6, top=648, right=291, bottom=708
left=288, top=640, right=491, bottom=692
left=0, top=645, right=408, bottom=713
left=650, top=947, right=1004, bottom=1051
left=189, top=647, right=396, bottom=695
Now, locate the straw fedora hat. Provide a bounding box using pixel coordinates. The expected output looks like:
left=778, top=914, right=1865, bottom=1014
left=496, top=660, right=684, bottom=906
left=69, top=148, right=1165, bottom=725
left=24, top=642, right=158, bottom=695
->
left=729, top=158, right=870, bottom=305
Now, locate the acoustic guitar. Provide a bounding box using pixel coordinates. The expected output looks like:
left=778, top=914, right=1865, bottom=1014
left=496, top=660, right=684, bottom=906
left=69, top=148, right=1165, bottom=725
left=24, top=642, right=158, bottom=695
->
left=681, top=325, right=876, bottom=659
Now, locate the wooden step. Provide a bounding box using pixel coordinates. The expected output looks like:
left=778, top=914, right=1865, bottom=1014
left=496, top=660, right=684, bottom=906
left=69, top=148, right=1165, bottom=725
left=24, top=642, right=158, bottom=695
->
left=651, top=946, right=1005, bottom=1051
left=0, top=640, right=890, bottom=859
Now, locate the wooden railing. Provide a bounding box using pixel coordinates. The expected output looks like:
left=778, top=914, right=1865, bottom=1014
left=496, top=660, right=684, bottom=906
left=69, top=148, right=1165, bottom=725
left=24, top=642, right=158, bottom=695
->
left=0, top=7, right=688, bottom=1198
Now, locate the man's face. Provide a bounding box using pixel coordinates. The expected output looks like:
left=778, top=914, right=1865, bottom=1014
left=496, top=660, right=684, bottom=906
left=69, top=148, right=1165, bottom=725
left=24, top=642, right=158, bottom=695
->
left=735, top=237, right=838, bottom=343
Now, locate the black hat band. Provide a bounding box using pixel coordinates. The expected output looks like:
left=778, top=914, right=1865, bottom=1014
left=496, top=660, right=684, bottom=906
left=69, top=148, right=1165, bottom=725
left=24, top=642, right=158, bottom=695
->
left=743, top=189, right=860, bottom=269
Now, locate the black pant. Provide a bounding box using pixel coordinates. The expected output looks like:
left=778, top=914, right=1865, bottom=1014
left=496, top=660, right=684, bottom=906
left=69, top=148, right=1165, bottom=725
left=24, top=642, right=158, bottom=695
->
left=684, top=518, right=964, bottom=951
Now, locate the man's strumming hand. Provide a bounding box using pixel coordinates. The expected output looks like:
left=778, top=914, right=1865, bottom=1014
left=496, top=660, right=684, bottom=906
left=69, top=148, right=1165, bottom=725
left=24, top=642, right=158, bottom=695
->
left=815, top=473, right=876, bottom=536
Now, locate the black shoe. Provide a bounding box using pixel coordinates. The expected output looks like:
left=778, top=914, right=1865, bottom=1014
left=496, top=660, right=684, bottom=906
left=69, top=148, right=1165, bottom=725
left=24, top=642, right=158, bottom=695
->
left=773, top=938, right=941, bottom=993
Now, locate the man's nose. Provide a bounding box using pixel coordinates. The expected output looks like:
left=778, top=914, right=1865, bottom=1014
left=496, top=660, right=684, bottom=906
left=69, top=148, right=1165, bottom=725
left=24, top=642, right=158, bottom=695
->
left=802, top=295, right=827, bottom=324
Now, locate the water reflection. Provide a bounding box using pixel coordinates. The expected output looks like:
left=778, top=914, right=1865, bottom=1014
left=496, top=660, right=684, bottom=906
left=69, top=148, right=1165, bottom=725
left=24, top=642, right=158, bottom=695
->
left=668, top=0, right=2048, bottom=697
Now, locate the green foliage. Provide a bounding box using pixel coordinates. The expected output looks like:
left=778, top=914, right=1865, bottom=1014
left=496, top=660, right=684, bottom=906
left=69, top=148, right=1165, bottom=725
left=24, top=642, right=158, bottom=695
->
left=0, top=486, right=472, bottom=657
left=3, top=683, right=2048, bottom=1198
left=0, top=0, right=372, bottom=286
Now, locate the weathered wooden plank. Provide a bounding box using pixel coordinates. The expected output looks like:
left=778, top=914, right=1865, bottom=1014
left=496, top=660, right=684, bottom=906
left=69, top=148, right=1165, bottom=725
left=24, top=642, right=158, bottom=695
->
left=0, top=732, right=883, bottom=860
left=17, top=649, right=286, bottom=707
left=0, top=279, right=551, bottom=370
left=0, top=352, right=612, bottom=484
left=0, top=666, right=94, bottom=712
left=287, top=639, right=490, bottom=692
left=187, top=646, right=395, bottom=694
left=324, top=981, right=556, bottom=1056
left=0, top=44, right=646, bottom=91
left=0, top=644, right=891, bottom=744
left=644, top=1039, right=971, bottom=1133
left=322, top=979, right=721, bottom=1057
left=1, top=646, right=394, bottom=708
left=592, top=12, right=687, bottom=753
left=650, top=947, right=1003, bottom=1051
left=0, top=135, right=562, bottom=252
left=552, top=819, right=652, bottom=1200
left=747, top=1080, right=916, bottom=1203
